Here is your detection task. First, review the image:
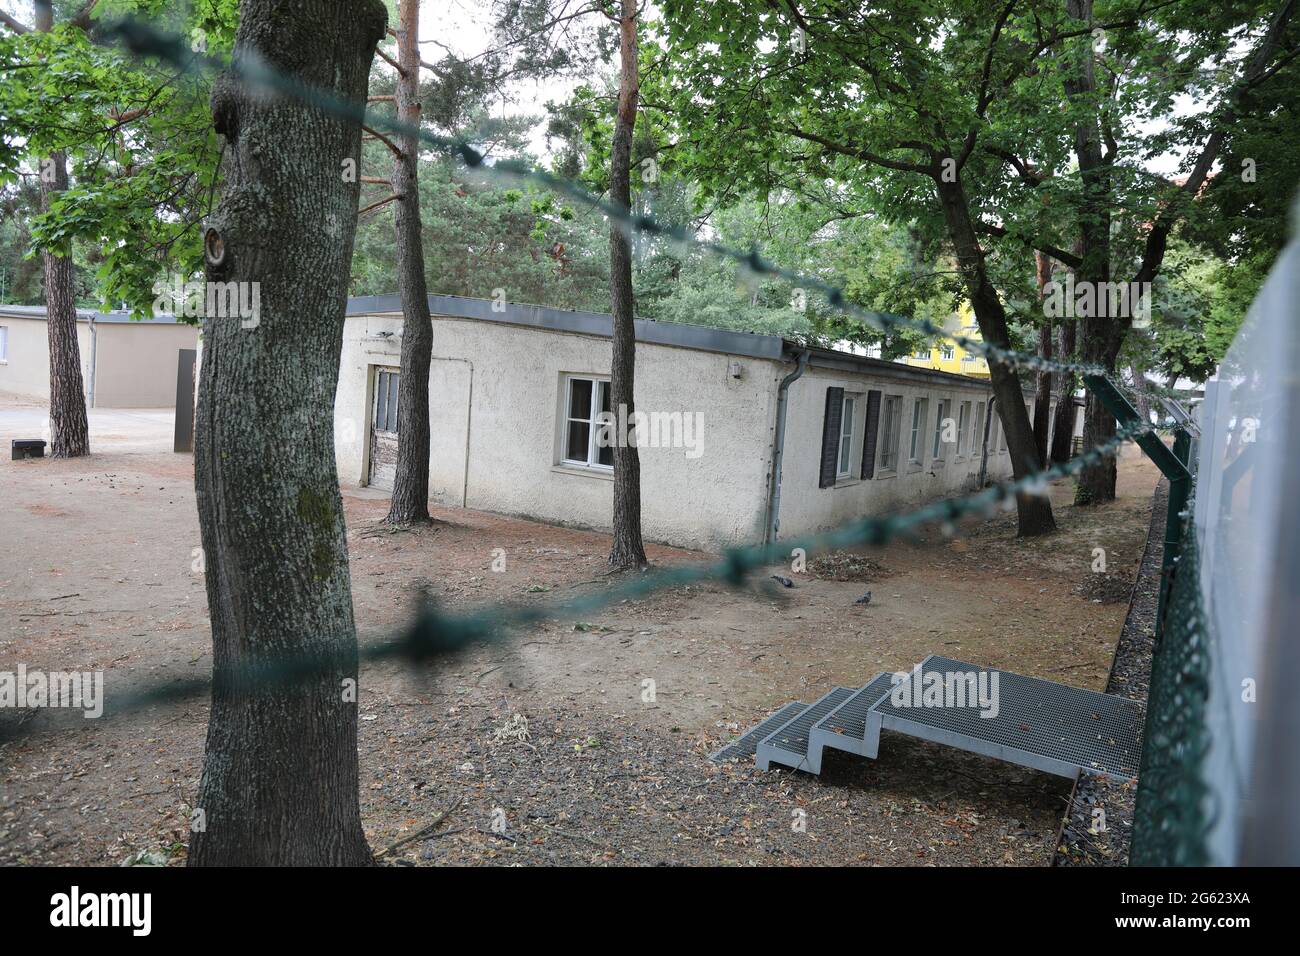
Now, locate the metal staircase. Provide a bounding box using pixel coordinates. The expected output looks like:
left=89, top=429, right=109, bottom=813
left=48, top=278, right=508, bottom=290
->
left=712, top=655, right=1144, bottom=782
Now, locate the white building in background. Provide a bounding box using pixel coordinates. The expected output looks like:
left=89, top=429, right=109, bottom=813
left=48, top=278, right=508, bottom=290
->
left=0, top=304, right=197, bottom=408
left=334, top=294, right=1013, bottom=552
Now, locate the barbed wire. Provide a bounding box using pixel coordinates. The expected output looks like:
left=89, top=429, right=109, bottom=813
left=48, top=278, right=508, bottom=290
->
left=2, top=417, right=1154, bottom=739
left=97, top=15, right=1149, bottom=383
left=0, top=17, right=1173, bottom=740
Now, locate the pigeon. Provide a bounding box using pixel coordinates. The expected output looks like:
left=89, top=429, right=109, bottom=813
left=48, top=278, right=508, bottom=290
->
left=854, top=590, right=872, bottom=606
left=770, top=574, right=794, bottom=588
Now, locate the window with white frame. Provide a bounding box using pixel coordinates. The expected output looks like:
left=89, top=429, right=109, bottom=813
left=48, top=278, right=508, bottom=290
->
left=562, top=375, right=613, bottom=469
left=973, top=401, right=985, bottom=457
left=879, top=394, right=903, bottom=472
left=908, top=397, right=927, bottom=465
left=837, top=393, right=859, bottom=478
left=956, top=401, right=971, bottom=456
left=0, top=325, right=7, bottom=361
left=913, top=348, right=930, bottom=360
left=940, top=345, right=955, bottom=360
left=932, top=398, right=950, bottom=461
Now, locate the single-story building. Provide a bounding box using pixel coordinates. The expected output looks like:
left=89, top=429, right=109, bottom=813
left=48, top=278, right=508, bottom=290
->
left=0, top=304, right=198, bottom=408
left=335, top=295, right=1015, bottom=552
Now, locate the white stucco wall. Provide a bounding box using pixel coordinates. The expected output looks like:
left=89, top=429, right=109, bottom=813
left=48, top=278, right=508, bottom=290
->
left=335, top=312, right=778, bottom=551
left=774, top=365, right=1012, bottom=539
left=0, top=315, right=92, bottom=402
left=335, top=311, right=1015, bottom=551
left=93, top=322, right=198, bottom=407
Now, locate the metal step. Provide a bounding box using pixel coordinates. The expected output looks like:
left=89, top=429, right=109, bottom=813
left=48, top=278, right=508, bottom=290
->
left=868, top=655, right=1144, bottom=780
left=808, top=672, right=896, bottom=767
left=709, top=701, right=807, bottom=764
left=756, top=686, right=855, bottom=774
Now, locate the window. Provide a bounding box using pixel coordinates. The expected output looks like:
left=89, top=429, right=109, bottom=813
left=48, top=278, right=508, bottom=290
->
left=932, top=398, right=950, bottom=461
left=913, top=348, right=930, bottom=360
left=0, top=324, right=7, bottom=361
left=837, top=394, right=857, bottom=477
left=908, top=398, right=927, bottom=464
left=973, top=402, right=985, bottom=457
left=878, top=395, right=902, bottom=472
left=956, top=401, right=971, bottom=456
left=940, top=345, right=955, bottom=360
left=562, top=375, right=613, bottom=469
left=373, top=368, right=400, bottom=432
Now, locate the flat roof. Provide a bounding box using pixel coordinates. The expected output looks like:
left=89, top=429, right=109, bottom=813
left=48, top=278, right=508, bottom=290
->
left=0, top=303, right=188, bottom=325
left=349, top=293, right=988, bottom=390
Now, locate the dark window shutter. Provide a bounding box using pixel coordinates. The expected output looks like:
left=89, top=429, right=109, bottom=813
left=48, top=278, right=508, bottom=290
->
left=818, top=387, right=844, bottom=488
left=860, top=390, right=882, bottom=479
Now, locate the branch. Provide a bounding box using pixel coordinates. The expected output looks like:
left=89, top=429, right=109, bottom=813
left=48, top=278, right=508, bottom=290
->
left=0, top=11, right=29, bottom=33
left=374, top=46, right=407, bottom=76
left=359, top=176, right=390, bottom=184
left=367, top=95, right=396, bottom=103
left=976, top=220, right=1082, bottom=269
left=68, top=0, right=100, bottom=31
left=1133, top=0, right=1297, bottom=286
left=358, top=193, right=402, bottom=216
left=783, top=126, right=933, bottom=175
left=362, top=125, right=403, bottom=157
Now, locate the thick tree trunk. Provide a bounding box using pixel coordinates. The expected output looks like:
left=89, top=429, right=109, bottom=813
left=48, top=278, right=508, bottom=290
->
left=1064, top=0, right=1120, bottom=504
left=607, top=0, right=647, bottom=570
left=188, top=0, right=386, bottom=866
left=385, top=0, right=433, bottom=526
left=36, top=5, right=89, bottom=459
left=1129, top=360, right=1152, bottom=425
left=1031, top=253, right=1052, bottom=467
left=935, top=178, right=1055, bottom=537
left=1049, top=319, right=1078, bottom=464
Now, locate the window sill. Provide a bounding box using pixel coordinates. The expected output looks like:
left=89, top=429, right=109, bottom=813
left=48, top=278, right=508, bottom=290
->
left=833, top=476, right=861, bottom=489
left=906, top=462, right=923, bottom=474
left=552, top=463, right=614, bottom=481
left=875, top=469, right=898, bottom=480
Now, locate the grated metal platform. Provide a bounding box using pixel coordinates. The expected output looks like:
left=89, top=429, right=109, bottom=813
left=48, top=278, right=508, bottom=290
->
left=868, top=655, right=1144, bottom=780
left=808, top=672, right=896, bottom=766
left=710, top=701, right=807, bottom=763
left=723, top=656, right=1145, bottom=784
left=756, top=687, right=854, bottom=773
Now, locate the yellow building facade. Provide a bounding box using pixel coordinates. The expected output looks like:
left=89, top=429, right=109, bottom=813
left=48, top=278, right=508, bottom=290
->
left=898, top=304, right=990, bottom=379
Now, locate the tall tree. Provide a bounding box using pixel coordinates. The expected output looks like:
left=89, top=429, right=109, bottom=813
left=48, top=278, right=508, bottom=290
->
left=188, top=0, right=386, bottom=866
left=4, top=1, right=97, bottom=457
left=655, top=0, right=1059, bottom=536
left=607, top=0, right=647, bottom=569
left=1032, top=252, right=1053, bottom=468
left=1059, top=0, right=1296, bottom=503
left=382, top=0, right=434, bottom=527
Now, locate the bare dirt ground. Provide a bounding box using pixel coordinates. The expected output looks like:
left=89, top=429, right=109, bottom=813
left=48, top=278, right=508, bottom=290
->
left=0, top=402, right=1158, bottom=866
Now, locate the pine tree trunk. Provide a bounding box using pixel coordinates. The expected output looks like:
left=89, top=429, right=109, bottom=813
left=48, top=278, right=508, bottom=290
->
left=1049, top=319, right=1078, bottom=464
left=36, top=5, right=89, bottom=459
left=188, top=0, right=386, bottom=866
left=935, top=178, right=1055, bottom=537
left=385, top=0, right=433, bottom=527
left=607, top=0, right=647, bottom=570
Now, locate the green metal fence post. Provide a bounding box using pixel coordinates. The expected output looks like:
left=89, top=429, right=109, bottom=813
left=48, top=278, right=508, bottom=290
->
left=1082, top=376, right=1193, bottom=636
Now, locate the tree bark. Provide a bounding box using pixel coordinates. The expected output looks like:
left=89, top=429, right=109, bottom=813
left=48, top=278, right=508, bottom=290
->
left=607, top=0, right=648, bottom=570
left=1129, top=360, right=1152, bottom=425
left=385, top=0, right=434, bottom=527
left=1049, top=319, right=1078, bottom=464
left=188, top=0, right=386, bottom=866
left=1061, top=0, right=1120, bottom=505
left=36, top=4, right=89, bottom=458
left=935, top=177, right=1055, bottom=537
left=1031, top=252, right=1052, bottom=468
